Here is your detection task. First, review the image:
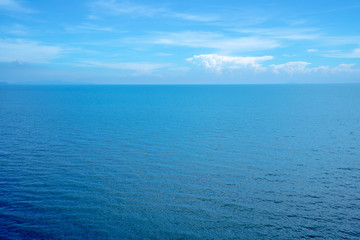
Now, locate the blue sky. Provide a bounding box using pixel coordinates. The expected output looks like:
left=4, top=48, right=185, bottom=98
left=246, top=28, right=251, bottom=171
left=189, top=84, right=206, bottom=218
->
left=0, top=0, right=360, bottom=84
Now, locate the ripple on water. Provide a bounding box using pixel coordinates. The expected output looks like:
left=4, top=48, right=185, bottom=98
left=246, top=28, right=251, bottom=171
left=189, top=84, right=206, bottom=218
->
left=1, top=85, right=360, bottom=239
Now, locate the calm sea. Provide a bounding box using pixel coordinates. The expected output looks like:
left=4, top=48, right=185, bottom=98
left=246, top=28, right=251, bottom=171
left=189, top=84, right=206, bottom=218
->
left=0, top=84, right=359, bottom=239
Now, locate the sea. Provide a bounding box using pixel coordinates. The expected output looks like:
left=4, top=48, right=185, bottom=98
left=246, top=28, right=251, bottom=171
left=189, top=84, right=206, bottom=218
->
left=0, top=84, right=359, bottom=239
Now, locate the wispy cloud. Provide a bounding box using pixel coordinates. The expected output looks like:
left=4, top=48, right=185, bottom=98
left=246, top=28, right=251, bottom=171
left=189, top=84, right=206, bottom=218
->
left=230, top=27, right=320, bottom=40
left=187, top=54, right=274, bottom=73
left=171, top=12, right=217, bottom=22
left=320, top=36, right=360, bottom=46
left=307, top=49, right=318, bottom=52
left=91, top=0, right=161, bottom=17
left=0, top=24, right=28, bottom=36
left=230, top=28, right=360, bottom=50
left=66, top=23, right=115, bottom=33
left=90, top=0, right=217, bottom=22
left=322, top=48, right=360, bottom=58
left=0, top=0, right=33, bottom=13
left=147, top=31, right=280, bottom=53
left=80, top=60, right=167, bottom=74
left=301, top=4, right=360, bottom=16
left=0, top=39, right=63, bottom=63
left=270, top=61, right=358, bottom=74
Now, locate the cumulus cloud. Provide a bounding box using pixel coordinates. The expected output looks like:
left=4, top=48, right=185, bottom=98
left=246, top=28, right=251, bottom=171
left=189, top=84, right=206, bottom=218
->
left=328, top=63, right=357, bottom=72
left=187, top=54, right=274, bottom=73
left=0, top=39, right=63, bottom=63
left=270, top=62, right=312, bottom=74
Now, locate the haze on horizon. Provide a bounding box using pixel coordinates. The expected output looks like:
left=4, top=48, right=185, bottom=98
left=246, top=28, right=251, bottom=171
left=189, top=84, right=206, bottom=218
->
left=0, top=0, right=360, bottom=84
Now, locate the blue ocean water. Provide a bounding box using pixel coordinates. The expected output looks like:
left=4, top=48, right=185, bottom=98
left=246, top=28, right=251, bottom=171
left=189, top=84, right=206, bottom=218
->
left=0, top=84, right=359, bottom=239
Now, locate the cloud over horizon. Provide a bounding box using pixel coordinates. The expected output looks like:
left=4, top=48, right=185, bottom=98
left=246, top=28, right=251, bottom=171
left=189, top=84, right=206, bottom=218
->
left=0, top=0, right=360, bottom=83
left=270, top=62, right=358, bottom=74
left=188, top=55, right=359, bottom=76
left=187, top=54, right=274, bottom=73
left=80, top=60, right=167, bottom=74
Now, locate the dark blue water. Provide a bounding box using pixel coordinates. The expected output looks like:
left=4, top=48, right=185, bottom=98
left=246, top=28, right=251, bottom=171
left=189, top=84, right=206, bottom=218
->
left=0, top=84, right=359, bottom=239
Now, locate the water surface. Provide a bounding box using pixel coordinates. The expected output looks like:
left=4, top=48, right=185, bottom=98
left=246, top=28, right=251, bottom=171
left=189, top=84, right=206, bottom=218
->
left=0, top=84, right=359, bottom=239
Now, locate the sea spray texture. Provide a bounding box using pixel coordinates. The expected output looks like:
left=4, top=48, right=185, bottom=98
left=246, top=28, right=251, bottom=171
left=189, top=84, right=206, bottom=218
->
left=0, top=84, right=359, bottom=239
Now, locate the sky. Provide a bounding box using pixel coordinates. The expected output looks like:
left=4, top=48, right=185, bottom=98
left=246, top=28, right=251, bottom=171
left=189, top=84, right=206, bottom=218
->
left=0, top=0, right=360, bottom=84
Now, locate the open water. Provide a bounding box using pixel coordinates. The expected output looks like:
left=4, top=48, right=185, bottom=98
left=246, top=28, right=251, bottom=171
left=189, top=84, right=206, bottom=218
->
left=0, top=84, right=359, bottom=239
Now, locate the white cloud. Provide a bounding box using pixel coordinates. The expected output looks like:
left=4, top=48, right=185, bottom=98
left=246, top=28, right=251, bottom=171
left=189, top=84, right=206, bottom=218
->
left=187, top=54, right=274, bottom=73
left=312, top=64, right=358, bottom=73
left=171, top=13, right=217, bottom=22
left=187, top=55, right=358, bottom=76
left=149, top=31, right=280, bottom=52
left=322, top=48, right=360, bottom=58
left=0, top=39, right=63, bottom=63
left=331, top=63, right=357, bottom=72
left=91, top=0, right=161, bottom=17
left=270, top=62, right=312, bottom=74
left=230, top=28, right=360, bottom=50
left=80, top=60, right=167, bottom=74
left=0, top=0, right=33, bottom=13
left=90, top=0, right=217, bottom=21
left=307, top=49, right=318, bottom=52
left=0, top=24, right=28, bottom=36
left=321, top=36, right=360, bottom=46
left=230, top=28, right=320, bottom=40
left=271, top=61, right=358, bottom=74
left=66, top=23, right=115, bottom=33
